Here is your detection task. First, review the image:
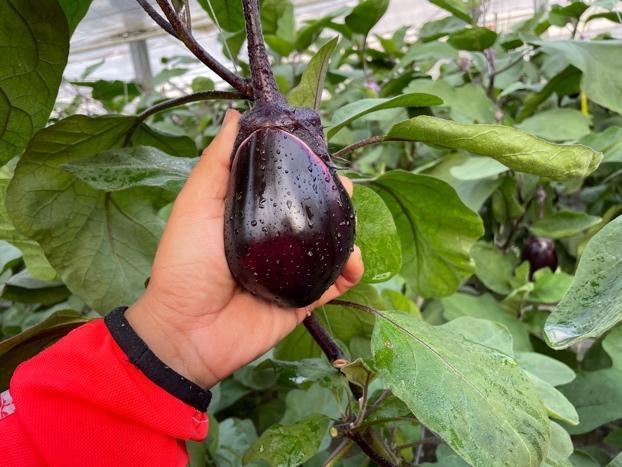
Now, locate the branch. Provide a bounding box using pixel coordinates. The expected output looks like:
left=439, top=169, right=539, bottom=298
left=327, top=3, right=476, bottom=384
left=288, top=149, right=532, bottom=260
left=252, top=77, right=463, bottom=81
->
left=351, top=432, right=395, bottom=467
left=136, top=0, right=179, bottom=38
left=303, top=314, right=348, bottom=367
left=137, top=0, right=253, bottom=97
left=137, top=90, right=248, bottom=121
left=332, top=136, right=409, bottom=160
left=302, top=314, right=363, bottom=400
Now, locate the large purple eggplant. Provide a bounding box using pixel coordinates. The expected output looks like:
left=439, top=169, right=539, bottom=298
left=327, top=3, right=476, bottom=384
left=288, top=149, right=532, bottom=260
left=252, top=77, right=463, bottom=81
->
left=223, top=0, right=355, bottom=307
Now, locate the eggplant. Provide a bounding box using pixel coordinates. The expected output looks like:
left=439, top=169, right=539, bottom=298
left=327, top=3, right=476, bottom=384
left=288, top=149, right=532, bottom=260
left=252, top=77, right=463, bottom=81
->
left=522, top=236, right=558, bottom=275
left=223, top=0, right=355, bottom=307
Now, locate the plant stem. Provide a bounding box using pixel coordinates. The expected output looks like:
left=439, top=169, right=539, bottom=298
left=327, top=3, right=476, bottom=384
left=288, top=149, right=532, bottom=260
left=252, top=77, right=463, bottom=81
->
left=137, top=90, right=248, bottom=121
left=414, top=426, right=427, bottom=464
left=323, top=439, right=353, bottom=467
left=142, top=0, right=252, bottom=97
left=303, top=314, right=347, bottom=366
left=357, top=416, right=417, bottom=430
left=350, top=432, right=395, bottom=467
left=136, top=0, right=179, bottom=38
left=241, top=0, right=286, bottom=104
left=332, top=136, right=409, bottom=159
left=302, top=314, right=363, bottom=400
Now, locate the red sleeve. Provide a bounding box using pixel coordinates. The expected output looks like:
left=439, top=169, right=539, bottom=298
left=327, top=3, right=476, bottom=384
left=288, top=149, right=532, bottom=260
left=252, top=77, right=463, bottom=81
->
left=2, top=319, right=208, bottom=466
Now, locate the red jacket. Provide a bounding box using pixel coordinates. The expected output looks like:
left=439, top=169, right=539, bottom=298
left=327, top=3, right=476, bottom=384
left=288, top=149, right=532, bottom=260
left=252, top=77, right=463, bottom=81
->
left=2, top=314, right=209, bottom=466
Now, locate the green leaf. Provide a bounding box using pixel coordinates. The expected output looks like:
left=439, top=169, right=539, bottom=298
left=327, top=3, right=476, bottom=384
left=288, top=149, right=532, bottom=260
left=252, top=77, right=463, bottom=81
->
left=212, top=418, right=257, bottom=466
left=372, top=310, right=550, bottom=467
left=579, top=126, right=622, bottom=163
left=405, top=80, right=495, bottom=123
left=326, top=93, right=443, bottom=138
left=243, top=414, right=330, bottom=466
left=559, top=326, right=622, bottom=434
left=530, top=268, right=574, bottom=303
left=2, top=269, right=70, bottom=305
left=369, top=171, right=483, bottom=298
left=352, top=185, right=401, bottom=283
left=423, top=153, right=503, bottom=211
left=62, top=146, right=196, bottom=193
left=6, top=115, right=165, bottom=312
left=344, top=0, right=389, bottom=35
left=443, top=316, right=515, bottom=355
left=0, top=309, right=91, bottom=390
left=197, top=0, right=244, bottom=32
left=449, top=156, right=508, bottom=180
left=546, top=421, right=574, bottom=465
left=58, top=0, right=93, bottom=33
left=72, top=80, right=141, bottom=110
left=470, top=242, right=519, bottom=295
left=0, top=175, right=56, bottom=281
left=0, top=0, right=69, bottom=163
left=428, top=0, right=472, bottom=22
left=447, top=27, right=497, bottom=51
left=280, top=383, right=343, bottom=424
left=0, top=240, right=21, bottom=272
left=533, top=40, right=622, bottom=115
left=527, top=372, right=579, bottom=425
left=516, top=109, right=592, bottom=142
left=516, top=352, right=576, bottom=387
left=419, top=16, right=468, bottom=42
left=442, top=292, right=533, bottom=351
left=262, top=0, right=295, bottom=55
left=531, top=211, right=601, bottom=239
left=131, top=123, right=198, bottom=157
left=545, top=216, right=622, bottom=349
left=288, top=37, right=338, bottom=110
left=388, top=116, right=603, bottom=180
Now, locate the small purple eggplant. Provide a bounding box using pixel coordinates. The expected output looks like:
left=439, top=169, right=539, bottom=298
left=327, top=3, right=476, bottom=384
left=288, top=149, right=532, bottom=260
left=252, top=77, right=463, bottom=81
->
left=522, top=236, right=558, bottom=276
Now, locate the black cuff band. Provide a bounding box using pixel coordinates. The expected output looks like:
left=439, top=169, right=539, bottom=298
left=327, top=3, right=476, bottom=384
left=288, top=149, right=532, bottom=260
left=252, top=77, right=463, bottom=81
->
left=104, top=306, right=212, bottom=412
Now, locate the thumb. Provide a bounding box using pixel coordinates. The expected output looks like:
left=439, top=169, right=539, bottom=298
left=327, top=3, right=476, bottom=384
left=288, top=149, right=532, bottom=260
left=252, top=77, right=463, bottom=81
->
left=176, top=109, right=241, bottom=207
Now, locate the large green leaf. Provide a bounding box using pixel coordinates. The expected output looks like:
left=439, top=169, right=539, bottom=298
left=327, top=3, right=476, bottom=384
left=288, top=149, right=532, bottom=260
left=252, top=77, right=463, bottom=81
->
left=288, top=37, right=338, bottom=110
left=530, top=211, right=601, bottom=239
left=0, top=173, right=56, bottom=281
left=516, top=109, right=592, bottom=142
left=0, top=0, right=69, bottom=163
left=526, top=372, right=579, bottom=425
left=559, top=325, right=622, bottom=434
left=6, top=115, right=165, bottom=312
left=405, top=80, right=495, bottom=123
left=243, top=414, right=330, bottom=466
left=344, top=0, right=389, bottom=35
left=516, top=352, right=576, bottom=387
left=62, top=146, right=196, bottom=193
left=326, top=93, right=443, bottom=138
left=579, top=126, right=622, bottom=163
left=428, top=0, right=472, bottom=22
left=447, top=27, right=497, bottom=51
left=197, top=0, right=244, bottom=32
left=442, top=292, right=533, bottom=351
left=534, top=40, right=622, bottom=115
left=545, top=216, right=622, bottom=349
left=352, top=185, right=401, bottom=283
left=58, top=0, right=93, bottom=33
left=131, top=123, right=198, bottom=157
left=369, top=171, right=483, bottom=298
left=389, top=116, right=602, bottom=180
left=372, top=310, right=550, bottom=466
left=0, top=309, right=91, bottom=390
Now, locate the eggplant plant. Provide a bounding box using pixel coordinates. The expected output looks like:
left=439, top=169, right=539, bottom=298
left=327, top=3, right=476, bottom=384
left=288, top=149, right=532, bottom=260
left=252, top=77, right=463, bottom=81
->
left=1, top=0, right=622, bottom=465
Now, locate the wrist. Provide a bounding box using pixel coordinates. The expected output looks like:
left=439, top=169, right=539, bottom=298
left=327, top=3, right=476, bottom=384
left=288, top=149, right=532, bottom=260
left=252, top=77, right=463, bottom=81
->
left=125, top=294, right=220, bottom=389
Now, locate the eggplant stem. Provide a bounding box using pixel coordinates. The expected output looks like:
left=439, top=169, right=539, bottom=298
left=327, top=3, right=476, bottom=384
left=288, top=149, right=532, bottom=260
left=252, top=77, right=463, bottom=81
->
left=241, top=0, right=286, bottom=104
left=137, top=0, right=253, bottom=97
left=137, top=90, right=248, bottom=121
left=332, top=136, right=411, bottom=159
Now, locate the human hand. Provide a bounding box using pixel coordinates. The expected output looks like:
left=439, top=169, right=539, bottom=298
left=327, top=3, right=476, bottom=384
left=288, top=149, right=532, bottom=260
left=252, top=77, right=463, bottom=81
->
left=125, top=109, right=364, bottom=389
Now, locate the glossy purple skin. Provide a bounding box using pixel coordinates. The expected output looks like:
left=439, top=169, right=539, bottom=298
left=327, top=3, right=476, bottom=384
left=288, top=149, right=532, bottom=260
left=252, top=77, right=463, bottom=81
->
left=224, top=127, right=355, bottom=307
left=522, top=236, right=558, bottom=275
